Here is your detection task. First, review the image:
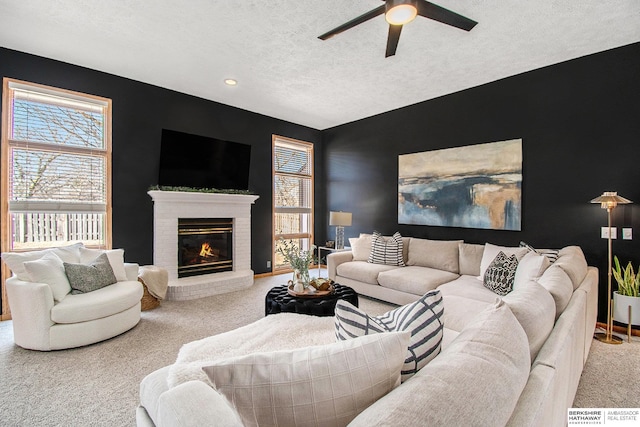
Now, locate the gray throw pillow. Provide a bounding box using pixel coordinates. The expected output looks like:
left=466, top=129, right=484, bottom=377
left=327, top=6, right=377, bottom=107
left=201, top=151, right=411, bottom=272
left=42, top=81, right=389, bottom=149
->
left=64, top=253, right=117, bottom=294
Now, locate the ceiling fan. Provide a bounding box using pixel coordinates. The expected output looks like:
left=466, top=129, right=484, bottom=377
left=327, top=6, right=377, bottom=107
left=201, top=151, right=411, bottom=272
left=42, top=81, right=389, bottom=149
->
left=318, top=0, right=477, bottom=57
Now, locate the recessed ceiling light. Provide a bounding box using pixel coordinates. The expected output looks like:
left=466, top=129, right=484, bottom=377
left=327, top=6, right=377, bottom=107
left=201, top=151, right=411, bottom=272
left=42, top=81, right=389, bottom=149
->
left=224, top=79, right=238, bottom=86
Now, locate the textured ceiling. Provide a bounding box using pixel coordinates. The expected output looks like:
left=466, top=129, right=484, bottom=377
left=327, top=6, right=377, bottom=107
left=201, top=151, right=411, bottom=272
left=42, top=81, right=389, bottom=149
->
left=1, top=1, right=639, bottom=130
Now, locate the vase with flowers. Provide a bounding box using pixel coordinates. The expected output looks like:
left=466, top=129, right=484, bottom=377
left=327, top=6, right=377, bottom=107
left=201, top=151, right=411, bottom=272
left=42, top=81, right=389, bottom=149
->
left=276, top=239, right=316, bottom=293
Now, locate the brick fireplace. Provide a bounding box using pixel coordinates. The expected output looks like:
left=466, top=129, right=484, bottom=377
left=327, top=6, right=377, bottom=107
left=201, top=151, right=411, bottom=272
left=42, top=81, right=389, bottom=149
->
left=148, top=190, right=259, bottom=300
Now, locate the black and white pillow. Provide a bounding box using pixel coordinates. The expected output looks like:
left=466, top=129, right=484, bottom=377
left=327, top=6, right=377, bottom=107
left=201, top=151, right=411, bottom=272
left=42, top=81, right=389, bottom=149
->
left=519, top=241, right=559, bottom=263
left=335, top=290, right=443, bottom=381
left=368, top=231, right=405, bottom=266
left=483, top=251, right=519, bottom=296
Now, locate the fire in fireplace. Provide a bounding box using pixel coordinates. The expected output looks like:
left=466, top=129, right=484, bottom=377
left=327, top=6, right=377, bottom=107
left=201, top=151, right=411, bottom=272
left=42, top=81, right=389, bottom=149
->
left=178, top=218, right=233, bottom=278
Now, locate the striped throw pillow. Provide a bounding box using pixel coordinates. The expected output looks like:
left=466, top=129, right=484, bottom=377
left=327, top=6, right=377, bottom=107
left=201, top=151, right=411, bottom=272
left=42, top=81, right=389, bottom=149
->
left=335, top=290, right=444, bottom=382
left=520, top=241, right=559, bottom=263
left=368, top=231, right=405, bottom=266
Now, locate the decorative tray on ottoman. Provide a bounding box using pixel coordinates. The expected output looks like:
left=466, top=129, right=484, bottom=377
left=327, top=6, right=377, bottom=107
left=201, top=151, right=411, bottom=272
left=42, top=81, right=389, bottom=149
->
left=287, top=279, right=334, bottom=298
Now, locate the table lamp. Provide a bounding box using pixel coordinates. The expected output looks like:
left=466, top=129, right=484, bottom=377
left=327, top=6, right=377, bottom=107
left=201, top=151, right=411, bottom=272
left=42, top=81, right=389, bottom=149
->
left=329, top=211, right=352, bottom=250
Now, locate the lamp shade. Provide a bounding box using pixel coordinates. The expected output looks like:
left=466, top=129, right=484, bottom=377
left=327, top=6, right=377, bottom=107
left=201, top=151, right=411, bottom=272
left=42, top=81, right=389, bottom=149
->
left=329, top=211, right=352, bottom=227
left=590, top=191, right=632, bottom=209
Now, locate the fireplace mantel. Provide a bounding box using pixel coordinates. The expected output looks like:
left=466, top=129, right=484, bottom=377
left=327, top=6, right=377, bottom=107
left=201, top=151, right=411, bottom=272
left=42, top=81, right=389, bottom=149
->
left=148, top=190, right=259, bottom=300
left=148, top=190, right=259, bottom=206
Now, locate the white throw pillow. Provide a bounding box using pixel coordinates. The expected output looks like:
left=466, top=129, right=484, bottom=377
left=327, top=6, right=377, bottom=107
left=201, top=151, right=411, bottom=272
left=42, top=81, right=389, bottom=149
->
left=349, top=234, right=373, bottom=261
left=23, top=252, right=71, bottom=302
left=513, top=251, right=551, bottom=289
left=202, top=332, right=410, bottom=427
left=50, top=242, right=84, bottom=263
left=79, top=247, right=127, bottom=282
left=335, top=290, right=443, bottom=382
left=1, top=242, right=83, bottom=281
left=2, top=249, right=49, bottom=280
left=478, top=243, right=528, bottom=280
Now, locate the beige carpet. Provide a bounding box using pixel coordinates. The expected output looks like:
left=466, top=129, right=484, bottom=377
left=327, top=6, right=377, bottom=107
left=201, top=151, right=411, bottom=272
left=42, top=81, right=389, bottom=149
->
left=0, top=274, right=637, bottom=426
left=572, top=328, right=640, bottom=408
left=0, top=274, right=391, bottom=426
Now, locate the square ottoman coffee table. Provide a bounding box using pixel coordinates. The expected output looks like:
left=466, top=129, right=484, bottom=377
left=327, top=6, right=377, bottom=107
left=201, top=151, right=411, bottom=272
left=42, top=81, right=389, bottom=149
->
left=265, top=283, right=358, bottom=317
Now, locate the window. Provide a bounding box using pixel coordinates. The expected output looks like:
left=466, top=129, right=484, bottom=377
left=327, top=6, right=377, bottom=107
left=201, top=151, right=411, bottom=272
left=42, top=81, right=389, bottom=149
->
left=273, top=135, right=313, bottom=271
left=1, top=78, right=112, bottom=252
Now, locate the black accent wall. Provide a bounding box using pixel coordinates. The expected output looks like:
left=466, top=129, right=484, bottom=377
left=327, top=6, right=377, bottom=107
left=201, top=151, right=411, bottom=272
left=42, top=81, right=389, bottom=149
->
left=322, top=42, right=640, bottom=322
left=2, top=42, right=639, bottom=322
left=0, top=47, right=322, bottom=275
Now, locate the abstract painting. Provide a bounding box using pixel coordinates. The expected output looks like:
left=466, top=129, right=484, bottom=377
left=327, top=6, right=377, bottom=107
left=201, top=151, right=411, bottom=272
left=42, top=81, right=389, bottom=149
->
left=398, top=139, right=522, bottom=231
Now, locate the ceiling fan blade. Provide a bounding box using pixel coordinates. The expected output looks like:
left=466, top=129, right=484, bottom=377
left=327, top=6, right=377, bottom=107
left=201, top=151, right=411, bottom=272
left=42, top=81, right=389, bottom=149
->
left=318, top=5, right=385, bottom=40
left=385, top=24, right=403, bottom=58
left=417, top=1, right=478, bottom=31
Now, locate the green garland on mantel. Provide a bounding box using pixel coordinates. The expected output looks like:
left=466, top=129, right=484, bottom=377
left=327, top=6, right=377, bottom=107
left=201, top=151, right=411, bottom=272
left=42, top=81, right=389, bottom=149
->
left=148, top=185, right=254, bottom=195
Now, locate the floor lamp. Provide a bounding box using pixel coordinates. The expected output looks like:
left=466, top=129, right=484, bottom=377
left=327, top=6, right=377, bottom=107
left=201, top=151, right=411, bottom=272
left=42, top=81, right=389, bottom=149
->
left=329, top=211, right=352, bottom=250
left=590, top=191, right=632, bottom=345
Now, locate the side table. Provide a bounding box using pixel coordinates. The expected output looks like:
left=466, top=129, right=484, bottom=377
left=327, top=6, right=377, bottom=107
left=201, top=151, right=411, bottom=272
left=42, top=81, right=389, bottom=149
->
left=265, top=283, right=358, bottom=317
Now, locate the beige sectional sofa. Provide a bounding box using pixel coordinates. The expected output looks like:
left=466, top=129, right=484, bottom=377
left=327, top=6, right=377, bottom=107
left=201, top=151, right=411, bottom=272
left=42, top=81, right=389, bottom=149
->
left=328, top=235, right=598, bottom=424
left=136, top=235, right=597, bottom=427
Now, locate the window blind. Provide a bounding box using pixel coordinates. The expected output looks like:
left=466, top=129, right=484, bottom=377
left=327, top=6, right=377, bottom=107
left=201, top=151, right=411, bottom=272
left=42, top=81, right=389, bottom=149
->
left=273, top=138, right=313, bottom=214
left=7, top=82, right=108, bottom=213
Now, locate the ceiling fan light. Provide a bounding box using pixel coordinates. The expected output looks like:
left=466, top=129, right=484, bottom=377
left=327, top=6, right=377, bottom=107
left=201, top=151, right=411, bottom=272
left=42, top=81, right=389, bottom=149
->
left=385, top=1, right=418, bottom=25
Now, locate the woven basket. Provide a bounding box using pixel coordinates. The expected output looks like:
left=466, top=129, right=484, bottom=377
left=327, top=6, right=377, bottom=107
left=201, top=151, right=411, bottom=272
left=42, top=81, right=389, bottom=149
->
left=139, top=278, right=160, bottom=311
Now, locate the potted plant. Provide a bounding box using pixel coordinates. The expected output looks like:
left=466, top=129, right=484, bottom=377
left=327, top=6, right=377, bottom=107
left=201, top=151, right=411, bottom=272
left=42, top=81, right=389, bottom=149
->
left=612, top=256, right=640, bottom=326
left=276, top=239, right=316, bottom=292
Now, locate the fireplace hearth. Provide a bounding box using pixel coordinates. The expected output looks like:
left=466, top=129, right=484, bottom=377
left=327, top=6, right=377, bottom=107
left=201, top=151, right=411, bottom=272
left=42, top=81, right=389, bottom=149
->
left=178, top=218, right=233, bottom=278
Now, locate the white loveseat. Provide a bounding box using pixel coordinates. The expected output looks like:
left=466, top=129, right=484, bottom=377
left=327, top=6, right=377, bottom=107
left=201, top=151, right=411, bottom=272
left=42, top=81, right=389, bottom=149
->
left=136, top=236, right=597, bottom=427
left=2, top=243, right=143, bottom=351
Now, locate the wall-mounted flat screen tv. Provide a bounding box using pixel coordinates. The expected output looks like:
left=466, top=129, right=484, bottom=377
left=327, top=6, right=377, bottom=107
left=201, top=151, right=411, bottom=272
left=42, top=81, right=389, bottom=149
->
left=158, top=129, right=251, bottom=191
